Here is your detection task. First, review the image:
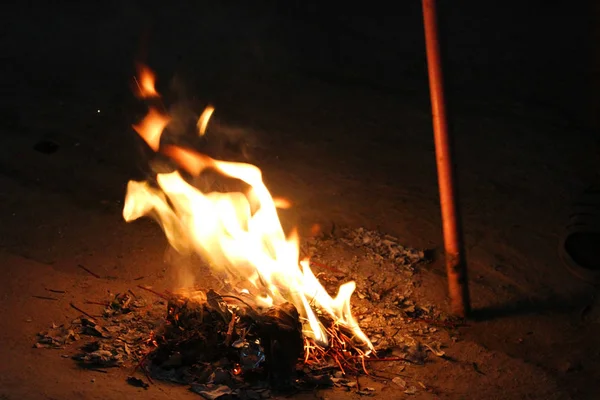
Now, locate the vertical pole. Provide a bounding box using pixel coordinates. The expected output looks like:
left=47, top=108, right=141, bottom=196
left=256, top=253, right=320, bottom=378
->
left=592, top=1, right=600, bottom=132
left=421, top=0, right=471, bottom=317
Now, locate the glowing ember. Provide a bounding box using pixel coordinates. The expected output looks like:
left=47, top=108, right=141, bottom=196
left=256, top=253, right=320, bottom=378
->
left=123, top=66, right=373, bottom=350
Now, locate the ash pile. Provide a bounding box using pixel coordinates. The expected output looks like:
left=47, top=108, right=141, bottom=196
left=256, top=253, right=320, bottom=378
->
left=35, top=288, right=371, bottom=398
left=34, top=228, right=463, bottom=398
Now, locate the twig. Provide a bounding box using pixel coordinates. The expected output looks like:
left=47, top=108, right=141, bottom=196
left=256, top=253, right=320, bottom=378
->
left=32, top=295, right=58, bottom=301
left=362, top=356, right=413, bottom=363
left=309, top=260, right=343, bottom=274
left=137, top=285, right=169, bottom=300
left=85, top=301, right=110, bottom=307
left=332, top=354, right=345, bottom=375
left=367, top=371, right=403, bottom=382
left=69, top=302, right=97, bottom=322
left=88, top=368, right=108, bottom=374
left=135, top=353, right=154, bottom=385
left=225, top=311, right=237, bottom=346
left=133, top=276, right=145, bottom=281
left=303, top=338, right=312, bottom=364
left=360, top=355, right=369, bottom=375
left=78, top=264, right=101, bottom=279
left=45, top=288, right=66, bottom=294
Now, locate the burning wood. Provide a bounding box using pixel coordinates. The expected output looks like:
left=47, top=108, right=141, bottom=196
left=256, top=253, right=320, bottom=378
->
left=150, top=290, right=306, bottom=390
left=32, top=65, right=451, bottom=397
left=34, top=288, right=375, bottom=394
left=123, top=65, right=373, bottom=350
left=33, top=223, right=449, bottom=397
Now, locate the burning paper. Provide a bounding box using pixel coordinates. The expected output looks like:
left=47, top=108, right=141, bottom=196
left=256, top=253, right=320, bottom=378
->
left=123, top=66, right=372, bottom=350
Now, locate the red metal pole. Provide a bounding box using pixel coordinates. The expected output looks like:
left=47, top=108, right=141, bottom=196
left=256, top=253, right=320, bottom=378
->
left=421, top=0, right=471, bottom=317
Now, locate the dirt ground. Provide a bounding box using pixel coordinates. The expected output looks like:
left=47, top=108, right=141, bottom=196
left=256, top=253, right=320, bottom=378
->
left=2, top=2, right=600, bottom=399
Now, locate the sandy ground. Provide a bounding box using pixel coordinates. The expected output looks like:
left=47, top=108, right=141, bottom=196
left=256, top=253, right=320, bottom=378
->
left=2, top=2, right=600, bottom=399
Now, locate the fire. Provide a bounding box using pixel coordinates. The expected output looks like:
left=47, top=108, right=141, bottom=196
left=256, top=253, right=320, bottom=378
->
left=124, top=66, right=373, bottom=350
left=197, top=105, right=215, bottom=136
left=132, top=107, right=170, bottom=152
left=135, top=64, right=159, bottom=98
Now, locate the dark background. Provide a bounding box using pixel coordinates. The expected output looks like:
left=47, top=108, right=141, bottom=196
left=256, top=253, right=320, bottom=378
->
left=3, top=1, right=596, bottom=133
left=1, top=2, right=599, bottom=397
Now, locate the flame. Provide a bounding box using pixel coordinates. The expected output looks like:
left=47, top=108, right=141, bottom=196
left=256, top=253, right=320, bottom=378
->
left=135, top=64, right=159, bottom=98
left=132, top=107, right=170, bottom=151
left=197, top=105, right=215, bottom=136
left=124, top=66, right=373, bottom=350
left=273, top=197, right=292, bottom=209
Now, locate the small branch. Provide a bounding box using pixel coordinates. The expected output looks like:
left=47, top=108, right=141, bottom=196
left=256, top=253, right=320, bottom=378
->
left=132, top=351, right=155, bottom=385
left=225, top=311, right=237, bottom=346
left=78, top=264, right=101, bottom=279
left=32, top=295, right=58, bottom=301
left=45, top=288, right=66, bottom=294
left=88, top=368, right=108, bottom=374
left=137, top=285, right=169, bottom=300
left=309, top=260, right=343, bottom=274
left=69, top=302, right=97, bottom=322
left=85, top=301, right=110, bottom=307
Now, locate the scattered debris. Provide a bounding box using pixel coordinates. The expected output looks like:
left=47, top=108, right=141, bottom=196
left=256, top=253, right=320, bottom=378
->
left=392, top=376, right=407, bottom=388
left=404, top=385, right=418, bottom=395
left=45, top=288, right=66, bottom=294
left=35, top=324, right=79, bottom=349
left=424, top=343, right=446, bottom=357
left=127, top=376, right=150, bottom=389
left=340, top=227, right=425, bottom=267
left=190, top=384, right=232, bottom=399
left=34, top=227, right=461, bottom=397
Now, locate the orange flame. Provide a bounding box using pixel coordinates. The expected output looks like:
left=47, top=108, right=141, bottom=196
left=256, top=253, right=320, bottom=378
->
left=132, top=107, right=170, bottom=151
left=135, top=64, right=159, bottom=98
left=197, top=105, right=215, bottom=136
left=124, top=66, right=373, bottom=350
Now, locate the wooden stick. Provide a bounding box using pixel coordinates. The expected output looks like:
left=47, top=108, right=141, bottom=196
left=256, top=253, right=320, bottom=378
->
left=69, top=302, right=96, bottom=321
left=84, top=301, right=110, bottom=307
left=78, top=264, right=101, bottom=279
left=136, top=285, right=168, bottom=300
left=225, top=311, right=236, bottom=346
left=32, top=295, right=58, bottom=301
left=309, top=260, right=343, bottom=274
left=422, top=0, right=471, bottom=318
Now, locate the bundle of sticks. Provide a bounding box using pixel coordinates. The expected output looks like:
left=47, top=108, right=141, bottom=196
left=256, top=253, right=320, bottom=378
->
left=139, top=288, right=372, bottom=389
